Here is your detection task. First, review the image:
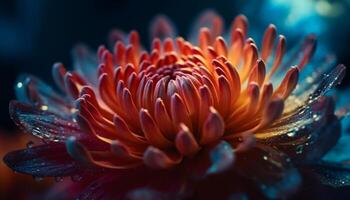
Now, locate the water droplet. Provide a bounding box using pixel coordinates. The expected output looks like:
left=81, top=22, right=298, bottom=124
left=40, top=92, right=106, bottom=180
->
left=17, top=82, right=23, bottom=88
left=40, top=105, right=49, bottom=111
left=296, top=145, right=304, bottom=154
left=287, top=131, right=296, bottom=137
left=26, top=141, right=34, bottom=148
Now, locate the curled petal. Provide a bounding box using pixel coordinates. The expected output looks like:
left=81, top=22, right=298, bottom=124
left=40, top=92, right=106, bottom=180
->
left=154, top=98, right=175, bottom=139
left=190, top=10, right=223, bottom=43
left=150, top=15, right=176, bottom=40
left=170, top=93, right=191, bottom=129
left=200, top=107, right=225, bottom=145
left=268, top=35, right=286, bottom=78
left=139, top=109, right=173, bottom=148
left=259, top=97, right=284, bottom=129
left=230, top=14, right=248, bottom=38
left=175, top=123, right=200, bottom=156
left=66, top=136, right=141, bottom=169
left=261, top=24, right=277, bottom=61
left=274, top=67, right=299, bottom=99
left=248, top=60, right=266, bottom=87
left=143, top=146, right=182, bottom=169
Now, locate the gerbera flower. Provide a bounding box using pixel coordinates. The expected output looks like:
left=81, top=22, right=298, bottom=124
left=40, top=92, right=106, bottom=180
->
left=4, top=10, right=349, bottom=199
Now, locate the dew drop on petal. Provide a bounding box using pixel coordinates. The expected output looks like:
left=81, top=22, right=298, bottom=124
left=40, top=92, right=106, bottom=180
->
left=287, top=131, right=296, bottom=137
left=17, top=82, right=23, bottom=88
left=296, top=145, right=304, bottom=154
left=40, top=105, right=49, bottom=111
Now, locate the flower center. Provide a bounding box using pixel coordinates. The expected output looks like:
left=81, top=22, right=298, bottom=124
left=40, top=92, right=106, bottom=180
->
left=155, top=63, right=192, bottom=81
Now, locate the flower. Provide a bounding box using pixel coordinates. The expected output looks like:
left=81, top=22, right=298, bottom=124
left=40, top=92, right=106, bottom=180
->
left=3, top=10, right=349, bottom=199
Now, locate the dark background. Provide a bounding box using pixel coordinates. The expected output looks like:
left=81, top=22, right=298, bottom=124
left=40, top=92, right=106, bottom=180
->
left=0, top=0, right=350, bottom=198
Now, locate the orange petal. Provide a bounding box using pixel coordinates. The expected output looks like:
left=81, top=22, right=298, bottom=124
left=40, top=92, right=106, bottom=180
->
left=122, top=88, right=139, bottom=129
left=229, top=29, right=244, bottom=66
left=268, top=35, right=286, bottom=78
left=129, top=30, right=140, bottom=53
left=175, top=123, right=200, bottom=156
left=170, top=93, right=191, bottom=129
left=139, top=109, right=173, bottom=148
left=217, top=75, right=232, bottom=116
left=110, top=140, right=143, bottom=159
left=114, top=41, right=126, bottom=66
left=258, top=83, right=273, bottom=111
left=199, top=85, right=214, bottom=122
left=241, top=43, right=258, bottom=82
left=143, top=146, right=182, bottom=169
left=259, top=97, right=284, bottom=129
left=230, top=14, right=248, bottom=38
left=261, top=24, right=277, bottom=61
left=200, top=107, right=225, bottom=145
left=163, top=37, right=174, bottom=52
left=154, top=98, right=175, bottom=139
left=248, top=59, right=266, bottom=87
left=274, top=67, right=299, bottom=99
left=246, top=82, right=260, bottom=114
left=214, top=36, right=228, bottom=57
left=113, top=114, right=145, bottom=144
left=199, top=27, right=211, bottom=50
left=178, top=77, right=200, bottom=116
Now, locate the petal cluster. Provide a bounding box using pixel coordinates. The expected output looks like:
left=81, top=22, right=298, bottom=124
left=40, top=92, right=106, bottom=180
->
left=4, top=11, right=348, bottom=199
